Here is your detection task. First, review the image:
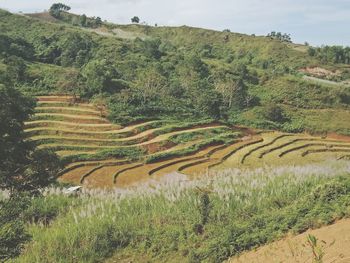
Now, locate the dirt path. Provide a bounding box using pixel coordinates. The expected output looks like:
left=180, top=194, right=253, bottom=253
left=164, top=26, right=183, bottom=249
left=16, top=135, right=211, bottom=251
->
left=229, top=219, right=350, bottom=263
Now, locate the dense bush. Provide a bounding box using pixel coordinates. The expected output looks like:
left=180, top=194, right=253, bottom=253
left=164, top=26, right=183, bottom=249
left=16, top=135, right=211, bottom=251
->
left=0, top=195, right=30, bottom=261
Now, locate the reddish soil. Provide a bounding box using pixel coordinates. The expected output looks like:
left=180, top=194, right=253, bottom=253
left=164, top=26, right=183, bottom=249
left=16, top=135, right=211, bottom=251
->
left=327, top=133, right=350, bottom=142
left=141, top=141, right=176, bottom=154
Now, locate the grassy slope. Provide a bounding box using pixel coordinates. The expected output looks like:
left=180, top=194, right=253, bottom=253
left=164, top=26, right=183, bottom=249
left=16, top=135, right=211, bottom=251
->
left=1, top=10, right=350, bottom=263
left=14, top=161, right=350, bottom=263
left=1, top=9, right=349, bottom=135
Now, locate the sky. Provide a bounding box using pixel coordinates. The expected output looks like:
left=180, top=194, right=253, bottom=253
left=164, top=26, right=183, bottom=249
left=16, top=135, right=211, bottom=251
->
left=1, top=0, right=349, bottom=46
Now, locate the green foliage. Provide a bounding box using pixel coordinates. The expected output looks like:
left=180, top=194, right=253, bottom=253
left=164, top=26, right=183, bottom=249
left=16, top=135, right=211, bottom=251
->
left=80, top=14, right=87, bottom=27
left=0, top=34, right=34, bottom=60
left=262, top=104, right=288, bottom=123
left=267, top=31, right=292, bottom=43
left=25, top=63, right=82, bottom=95
left=307, top=234, right=326, bottom=263
left=0, top=85, right=63, bottom=193
left=0, top=85, right=34, bottom=191
left=49, top=3, right=71, bottom=19
left=0, top=195, right=31, bottom=261
left=82, top=59, right=120, bottom=96
left=199, top=192, right=211, bottom=225
left=168, top=127, right=231, bottom=144
left=23, top=195, right=79, bottom=225
left=131, top=16, right=140, bottom=23
left=0, top=8, right=349, bottom=134
left=308, top=45, right=350, bottom=64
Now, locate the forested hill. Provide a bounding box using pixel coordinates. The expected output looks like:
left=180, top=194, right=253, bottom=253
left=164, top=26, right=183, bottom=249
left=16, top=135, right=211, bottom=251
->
left=1, top=8, right=349, bottom=135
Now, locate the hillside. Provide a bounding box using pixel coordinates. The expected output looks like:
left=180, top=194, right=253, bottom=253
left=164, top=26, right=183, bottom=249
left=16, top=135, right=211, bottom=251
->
left=1, top=5, right=350, bottom=263
left=12, top=162, right=350, bottom=262
left=0, top=8, right=349, bottom=135
left=25, top=95, right=350, bottom=188
left=1, top=8, right=350, bottom=187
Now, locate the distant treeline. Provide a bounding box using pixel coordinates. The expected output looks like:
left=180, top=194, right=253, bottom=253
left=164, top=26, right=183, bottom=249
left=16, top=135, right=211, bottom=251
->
left=308, top=45, right=350, bottom=64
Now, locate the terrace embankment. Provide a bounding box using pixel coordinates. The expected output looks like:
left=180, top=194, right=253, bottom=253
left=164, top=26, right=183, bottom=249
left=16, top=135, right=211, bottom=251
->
left=26, top=96, right=350, bottom=188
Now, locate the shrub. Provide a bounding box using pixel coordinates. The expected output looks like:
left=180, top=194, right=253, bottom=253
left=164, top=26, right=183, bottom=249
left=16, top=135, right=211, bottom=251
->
left=0, top=196, right=30, bottom=261
left=262, top=104, right=288, bottom=123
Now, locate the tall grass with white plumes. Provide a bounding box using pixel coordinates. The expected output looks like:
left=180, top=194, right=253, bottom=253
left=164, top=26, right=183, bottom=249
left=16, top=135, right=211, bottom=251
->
left=16, top=160, right=350, bottom=262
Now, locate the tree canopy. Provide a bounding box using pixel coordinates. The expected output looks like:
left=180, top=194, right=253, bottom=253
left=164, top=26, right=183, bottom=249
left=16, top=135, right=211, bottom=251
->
left=267, top=31, right=292, bottom=43
left=0, top=85, right=62, bottom=193
left=49, top=3, right=71, bottom=18
left=131, top=16, right=140, bottom=23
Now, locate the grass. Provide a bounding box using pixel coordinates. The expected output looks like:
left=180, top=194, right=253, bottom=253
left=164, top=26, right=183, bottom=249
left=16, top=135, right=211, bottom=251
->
left=14, top=160, right=350, bottom=263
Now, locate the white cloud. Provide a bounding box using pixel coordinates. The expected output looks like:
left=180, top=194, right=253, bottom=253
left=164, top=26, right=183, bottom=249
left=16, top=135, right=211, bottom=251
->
left=0, top=0, right=349, bottom=45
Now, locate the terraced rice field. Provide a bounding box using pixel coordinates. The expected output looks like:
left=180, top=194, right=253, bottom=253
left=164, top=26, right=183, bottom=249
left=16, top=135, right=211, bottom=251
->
left=216, top=132, right=350, bottom=170
left=25, top=96, right=350, bottom=188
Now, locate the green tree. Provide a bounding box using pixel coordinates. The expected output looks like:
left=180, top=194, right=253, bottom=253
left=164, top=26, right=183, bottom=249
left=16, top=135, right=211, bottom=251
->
left=262, top=104, right=287, bottom=123
left=0, top=85, right=62, bottom=260
left=82, top=59, right=120, bottom=96
left=0, top=85, right=62, bottom=193
left=80, top=14, right=87, bottom=27
left=131, top=16, right=140, bottom=23
left=49, top=3, right=71, bottom=19
left=308, top=47, right=316, bottom=56
left=3, top=55, right=27, bottom=83
left=95, top=17, right=102, bottom=27
left=59, top=32, right=94, bottom=67
left=0, top=195, right=30, bottom=261
left=134, top=38, right=163, bottom=59
left=215, top=78, right=248, bottom=109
